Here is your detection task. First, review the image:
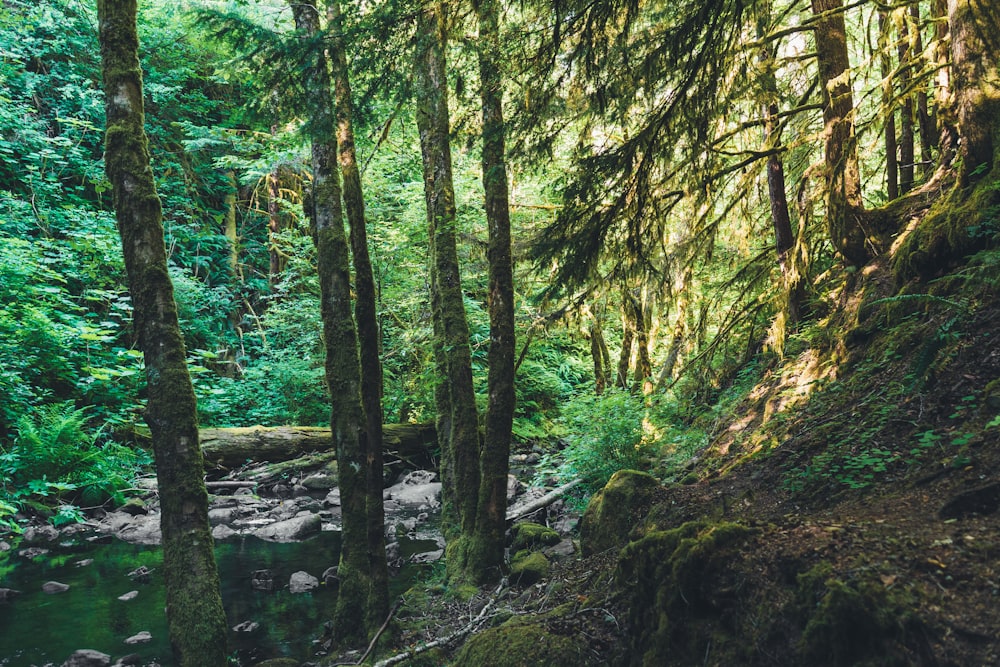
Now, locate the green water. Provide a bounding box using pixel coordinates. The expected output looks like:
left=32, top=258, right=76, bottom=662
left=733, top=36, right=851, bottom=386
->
left=0, top=530, right=435, bottom=666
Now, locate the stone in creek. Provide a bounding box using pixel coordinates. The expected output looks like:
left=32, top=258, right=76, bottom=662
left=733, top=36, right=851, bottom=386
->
left=75, top=558, right=94, bottom=567
left=0, top=587, right=21, bottom=601
left=123, top=631, right=152, bottom=645
left=253, top=512, right=321, bottom=542
left=251, top=569, right=274, bottom=591
left=288, top=570, right=319, bottom=594
left=118, top=590, right=139, bottom=601
left=60, top=649, right=111, bottom=667
left=43, top=581, right=70, bottom=594
left=232, top=620, right=261, bottom=634
left=23, top=524, right=59, bottom=543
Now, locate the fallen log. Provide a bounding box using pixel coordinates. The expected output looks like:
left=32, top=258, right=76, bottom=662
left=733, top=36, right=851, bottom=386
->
left=132, top=423, right=437, bottom=471
left=506, top=478, right=582, bottom=522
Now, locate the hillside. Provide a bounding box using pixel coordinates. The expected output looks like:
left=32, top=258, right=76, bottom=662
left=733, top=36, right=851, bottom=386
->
left=390, top=248, right=1000, bottom=667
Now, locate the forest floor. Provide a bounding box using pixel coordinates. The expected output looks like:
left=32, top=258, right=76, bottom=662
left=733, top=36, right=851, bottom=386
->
left=340, top=254, right=1000, bottom=666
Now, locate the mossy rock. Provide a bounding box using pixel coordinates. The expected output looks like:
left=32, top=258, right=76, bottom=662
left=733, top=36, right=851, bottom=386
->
left=510, top=550, right=550, bottom=586
left=579, top=469, right=659, bottom=556
left=796, top=563, right=928, bottom=666
left=453, top=621, right=590, bottom=667
left=510, top=522, right=561, bottom=552
left=252, top=659, right=300, bottom=667
left=616, top=520, right=756, bottom=665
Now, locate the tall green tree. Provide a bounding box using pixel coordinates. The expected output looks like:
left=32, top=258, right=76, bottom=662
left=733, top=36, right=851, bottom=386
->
left=96, top=1, right=228, bottom=664
left=471, top=0, right=516, bottom=584
left=328, top=0, right=390, bottom=628
left=288, top=0, right=380, bottom=645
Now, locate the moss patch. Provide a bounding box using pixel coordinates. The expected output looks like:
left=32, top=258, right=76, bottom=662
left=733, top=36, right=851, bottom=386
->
left=510, top=522, right=561, bottom=552
left=579, top=469, right=659, bottom=556
left=615, top=520, right=755, bottom=665
left=510, top=550, right=550, bottom=586
left=796, top=562, right=927, bottom=666
left=453, top=621, right=590, bottom=667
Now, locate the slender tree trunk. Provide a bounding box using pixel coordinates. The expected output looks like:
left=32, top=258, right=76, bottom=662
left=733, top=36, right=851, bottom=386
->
left=632, top=288, right=652, bottom=393
left=811, top=0, right=869, bottom=265
left=589, top=307, right=608, bottom=395
left=654, top=265, right=691, bottom=390
left=898, top=16, right=916, bottom=194
left=327, top=0, right=390, bottom=628
left=96, top=2, right=228, bottom=664
left=470, top=0, right=516, bottom=585
left=289, top=0, right=371, bottom=645
left=268, top=149, right=282, bottom=283
left=413, top=0, right=481, bottom=552
left=910, top=3, right=936, bottom=178
left=879, top=11, right=899, bottom=201
left=617, top=292, right=634, bottom=390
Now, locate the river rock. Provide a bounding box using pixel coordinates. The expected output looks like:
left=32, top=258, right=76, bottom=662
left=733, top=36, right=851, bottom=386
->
left=43, top=580, right=70, bottom=594
left=253, top=511, right=321, bottom=542
left=115, top=513, right=162, bottom=545
left=322, top=566, right=339, bottom=586
left=384, top=470, right=442, bottom=509
left=212, top=524, right=238, bottom=541
left=124, top=631, right=152, bottom=645
left=251, top=569, right=274, bottom=591
left=289, top=570, right=319, bottom=593
left=232, top=620, right=260, bottom=634
left=0, top=588, right=21, bottom=601
left=118, top=590, right=139, bottom=601
left=301, top=471, right=337, bottom=491
left=208, top=507, right=238, bottom=526
left=75, top=558, right=94, bottom=567
left=61, top=649, right=111, bottom=667
left=323, top=488, right=341, bottom=507
left=0, top=540, right=10, bottom=551
left=112, top=654, right=142, bottom=666
left=119, top=498, right=148, bottom=516
left=23, top=524, right=59, bottom=543
left=19, top=546, right=50, bottom=558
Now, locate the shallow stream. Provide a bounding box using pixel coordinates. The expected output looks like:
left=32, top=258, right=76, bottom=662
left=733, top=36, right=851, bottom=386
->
left=0, top=530, right=437, bottom=666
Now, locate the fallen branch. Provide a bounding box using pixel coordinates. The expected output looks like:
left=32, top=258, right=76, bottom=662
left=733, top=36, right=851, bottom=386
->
left=506, top=478, right=582, bottom=522
left=372, top=581, right=506, bottom=667
left=204, top=481, right=256, bottom=490
left=333, top=600, right=403, bottom=666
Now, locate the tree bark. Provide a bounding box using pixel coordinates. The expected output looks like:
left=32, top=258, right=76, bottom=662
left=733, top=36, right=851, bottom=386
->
left=289, top=0, right=371, bottom=645
left=879, top=11, right=900, bottom=201
left=327, top=0, right=390, bottom=625
left=472, top=0, right=516, bottom=585
left=898, top=15, right=916, bottom=194
left=96, top=2, right=228, bottom=664
left=811, top=0, right=869, bottom=265
left=948, top=0, right=1000, bottom=185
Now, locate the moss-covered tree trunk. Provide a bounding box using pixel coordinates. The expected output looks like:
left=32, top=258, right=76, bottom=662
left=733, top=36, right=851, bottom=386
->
left=811, top=0, right=870, bottom=265
left=96, top=2, right=228, bottom=665
left=289, top=0, right=371, bottom=645
left=470, top=0, right=516, bottom=585
left=948, top=0, right=1000, bottom=186
left=328, top=0, right=389, bottom=628
left=413, top=0, right=483, bottom=577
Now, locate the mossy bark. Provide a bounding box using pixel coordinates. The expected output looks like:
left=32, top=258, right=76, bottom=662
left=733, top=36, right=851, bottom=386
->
left=328, top=0, right=390, bottom=629
left=413, top=0, right=482, bottom=554
left=470, top=0, right=516, bottom=585
left=289, top=1, right=371, bottom=645
left=96, top=2, right=228, bottom=664
left=811, top=0, right=871, bottom=266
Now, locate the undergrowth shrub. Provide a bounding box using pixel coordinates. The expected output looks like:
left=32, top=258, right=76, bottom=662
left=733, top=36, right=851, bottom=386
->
left=550, top=390, right=654, bottom=490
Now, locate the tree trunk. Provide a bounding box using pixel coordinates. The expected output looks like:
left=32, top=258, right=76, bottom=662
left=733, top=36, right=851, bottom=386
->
left=912, top=3, right=936, bottom=178
left=589, top=310, right=608, bottom=395
left=632, top=288, right=652, bottom=394
left=811, top=0, right=869, bottom=265
left=879, top=11, right=899, bottom=201
left=289, top=0, right=371, bottom=645
left=328, top=0, right=389, bottom=628
left=96, top=2, right=228, bottom=664
left=898, top=15, right=916, bottom=194
left=617, top=296, right=634, bottom=390
left=472, top=0, right=516, bottom=585
left=948, top=0, right=1000, bottom=185
left=413, top=0, right=482, bottom=552
left=268, top=154, right=282, bottom=283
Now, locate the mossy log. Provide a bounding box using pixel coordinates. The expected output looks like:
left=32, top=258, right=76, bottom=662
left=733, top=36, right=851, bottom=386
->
left=133, top=423, right=437, bottom=471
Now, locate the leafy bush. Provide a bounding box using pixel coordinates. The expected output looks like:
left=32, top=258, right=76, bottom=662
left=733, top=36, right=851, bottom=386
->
left=553, top=391, right=655, bottom=489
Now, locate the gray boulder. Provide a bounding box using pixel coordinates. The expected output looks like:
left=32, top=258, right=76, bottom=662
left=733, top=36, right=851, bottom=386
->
left=253, top=512, right=321, bottom=542
left=61, top=649, right=111, bottom=667
left=289, top=570, right=319, bottom=593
